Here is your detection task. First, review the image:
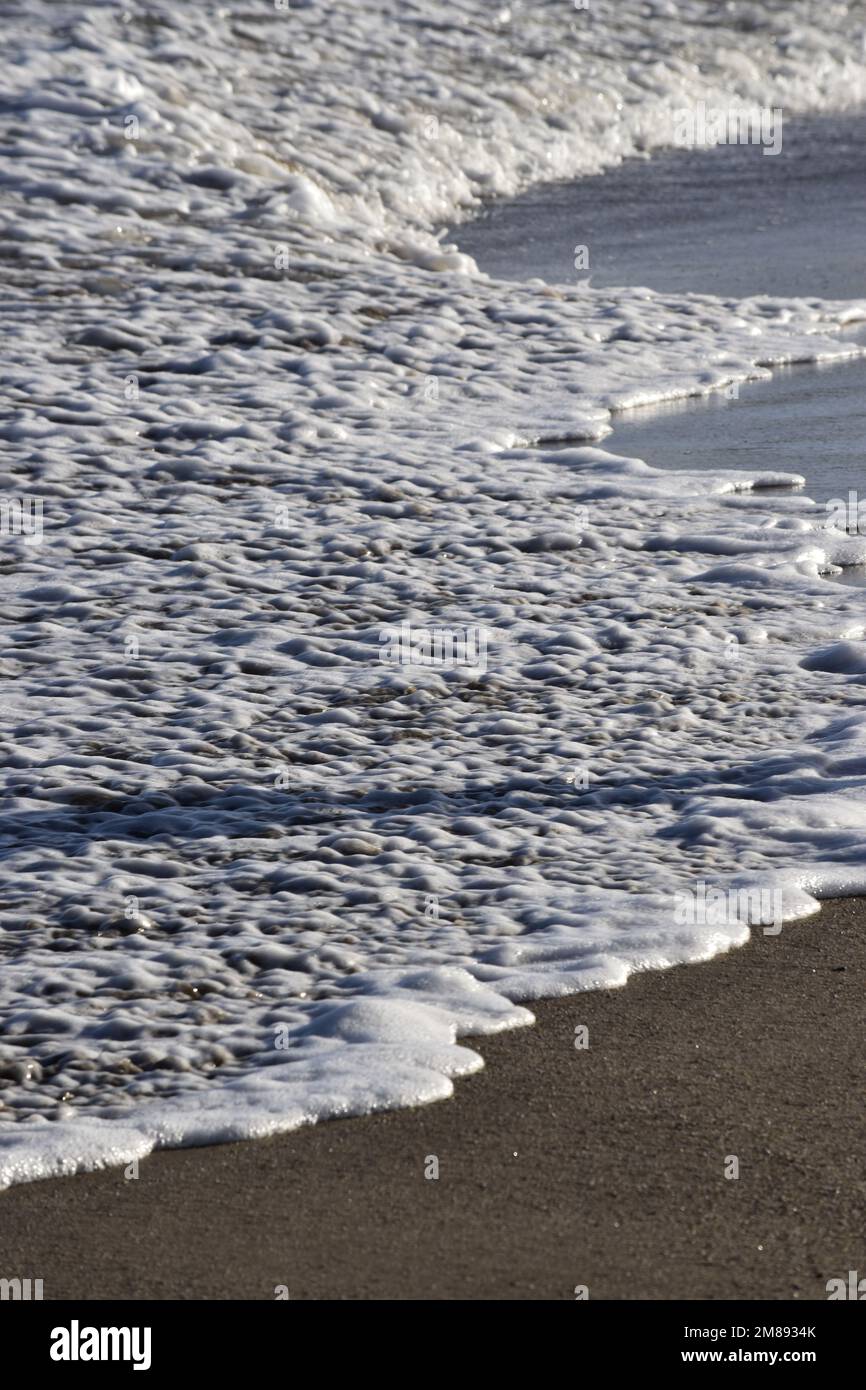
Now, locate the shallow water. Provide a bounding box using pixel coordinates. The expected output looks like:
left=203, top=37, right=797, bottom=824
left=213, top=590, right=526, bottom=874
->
left=608, top=349, right=866, bottom=508
left=453, top=113, right=866, bottom=515
left=452, top=113, right=866, bottom=300
left=5, top=1, right=866, bottom=1191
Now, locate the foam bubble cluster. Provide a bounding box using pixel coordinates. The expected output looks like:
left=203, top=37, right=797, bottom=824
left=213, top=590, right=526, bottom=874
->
left=1, top=0, right=866, bottom=1187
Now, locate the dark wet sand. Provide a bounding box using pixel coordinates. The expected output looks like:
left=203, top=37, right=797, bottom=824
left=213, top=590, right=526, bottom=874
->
left=2, top=899, right=864, bottom=1300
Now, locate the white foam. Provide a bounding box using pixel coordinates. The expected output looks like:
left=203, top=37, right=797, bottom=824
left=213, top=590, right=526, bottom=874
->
left=2, top=0, right=866, bottom=1188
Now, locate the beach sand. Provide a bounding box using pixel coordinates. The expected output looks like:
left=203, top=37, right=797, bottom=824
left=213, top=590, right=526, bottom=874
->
left=2, top=899, right=863, bottom=1301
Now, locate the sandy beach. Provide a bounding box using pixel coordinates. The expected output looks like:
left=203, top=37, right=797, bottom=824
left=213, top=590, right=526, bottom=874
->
left=2, top=898, right=863, bottom=1301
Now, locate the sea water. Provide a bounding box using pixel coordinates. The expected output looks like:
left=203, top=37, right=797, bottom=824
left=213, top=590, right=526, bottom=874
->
left=453, top=110, right=866, bottom=505
left=1, top=0, right=866, bottom=1188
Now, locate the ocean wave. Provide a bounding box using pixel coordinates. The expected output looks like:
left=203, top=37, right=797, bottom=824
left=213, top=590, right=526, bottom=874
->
left=1, top=0, right=865, bottom=1187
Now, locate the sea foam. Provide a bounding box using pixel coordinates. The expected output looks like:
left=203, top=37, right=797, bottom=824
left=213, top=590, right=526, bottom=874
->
left=1, top=0, right=866, bottom=1187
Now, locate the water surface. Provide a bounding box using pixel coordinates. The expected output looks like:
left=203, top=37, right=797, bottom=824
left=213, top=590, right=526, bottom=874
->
left=452, top=113, right=866, bottom=514
left=453, top=113, right=866, bottom=300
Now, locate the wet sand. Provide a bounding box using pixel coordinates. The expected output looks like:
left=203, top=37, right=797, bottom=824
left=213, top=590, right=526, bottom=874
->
left=1, top=899, right=864, bottom=1300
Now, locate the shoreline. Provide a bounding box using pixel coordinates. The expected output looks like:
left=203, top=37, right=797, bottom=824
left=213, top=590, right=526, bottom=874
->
left=1, top=898, right=864, bottom=1300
